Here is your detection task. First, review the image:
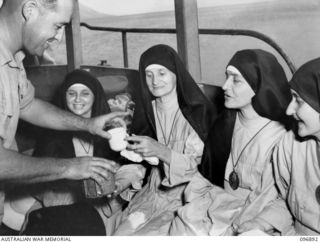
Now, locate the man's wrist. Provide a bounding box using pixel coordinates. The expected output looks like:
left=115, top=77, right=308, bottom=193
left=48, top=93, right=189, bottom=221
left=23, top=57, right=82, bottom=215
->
left=59, top=158, right=75, bottom=180
left=83, top=117, right=94, bottom=134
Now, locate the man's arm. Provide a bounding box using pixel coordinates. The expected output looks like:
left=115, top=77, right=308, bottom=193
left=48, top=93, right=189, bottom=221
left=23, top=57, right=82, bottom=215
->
left=20, top=98, right=90, bottom=131
left=20, top=98, right=127, bottom=139
left=0, top=139, right=118, bottom=186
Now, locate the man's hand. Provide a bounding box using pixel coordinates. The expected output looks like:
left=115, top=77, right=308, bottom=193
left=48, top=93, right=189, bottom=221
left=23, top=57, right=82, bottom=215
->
left=63, top=156, right=120, bottom=189
left=88, top=111, right=128, bottom=139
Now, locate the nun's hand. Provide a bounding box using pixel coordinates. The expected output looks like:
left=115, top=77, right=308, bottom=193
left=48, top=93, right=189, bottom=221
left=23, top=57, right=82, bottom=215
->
left=126, top=135, right=171, bottom=164
left=88, top=111, right=128, bottom=139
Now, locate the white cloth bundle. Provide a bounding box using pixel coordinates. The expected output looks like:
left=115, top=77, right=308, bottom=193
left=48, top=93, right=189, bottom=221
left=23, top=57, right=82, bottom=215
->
left=120, top=149, right=159, bottom=165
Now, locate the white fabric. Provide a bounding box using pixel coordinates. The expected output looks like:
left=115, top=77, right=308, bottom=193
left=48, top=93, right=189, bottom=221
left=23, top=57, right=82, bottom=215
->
left=120, top=149, right=159, bottom=165
left=3, top=195, right=36, bottom=231
left=222, top=115, right=292, bottom=232
left=113, top=97, right=204, bottom=236
left=273, top=131, right=320, bottom=235
left=73, top=137, right=94, bottom=157
left=170, top=115, right=292, bottom=235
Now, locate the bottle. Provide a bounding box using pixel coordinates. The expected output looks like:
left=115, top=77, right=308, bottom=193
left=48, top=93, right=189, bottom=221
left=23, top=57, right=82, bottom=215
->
left=83, top=172, right=115, bottom=198
left=124, top=100, right=135, bottom=132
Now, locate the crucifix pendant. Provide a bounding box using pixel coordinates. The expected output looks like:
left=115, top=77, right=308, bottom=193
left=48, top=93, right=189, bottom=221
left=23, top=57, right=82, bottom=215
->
left=229, top=171, right=240, bottom=190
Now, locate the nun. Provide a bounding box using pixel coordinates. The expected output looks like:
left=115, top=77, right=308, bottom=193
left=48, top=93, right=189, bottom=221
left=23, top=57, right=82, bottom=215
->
left=23, top=69, right=144, bottom=235
left=273, top=58, right=320, bottom=235
left=172, top=49, right=294, bottom=235
left=113, top=44, right=216, bottom=235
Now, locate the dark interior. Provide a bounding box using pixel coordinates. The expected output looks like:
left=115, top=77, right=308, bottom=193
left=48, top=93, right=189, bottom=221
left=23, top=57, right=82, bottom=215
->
left=16, top=65, right=224, bottom=153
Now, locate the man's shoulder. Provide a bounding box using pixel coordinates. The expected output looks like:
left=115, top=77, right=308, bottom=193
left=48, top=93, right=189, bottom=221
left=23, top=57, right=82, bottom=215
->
left=0, top=40, right=13, bottom=67
left=0, top=40, right=25, bottom=69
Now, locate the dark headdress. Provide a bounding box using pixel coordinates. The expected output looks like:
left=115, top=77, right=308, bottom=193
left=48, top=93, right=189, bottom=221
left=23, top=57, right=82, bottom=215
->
left=32, top=70, right=117, bottom=211
left=136, top=44, right=216, bottom=142
left=227, top=49, right=291, bottom=122
left=33, top=69, right=115, bottom=159
left=289, top=58, right=320, bottom=113
left=200, top=49, right=292, bottom=186
left=53, top=69, right=110, bottom=117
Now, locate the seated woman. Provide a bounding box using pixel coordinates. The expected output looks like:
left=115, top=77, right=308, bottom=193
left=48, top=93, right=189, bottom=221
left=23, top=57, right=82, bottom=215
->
left=113, top=44, right=215, bottom=235
left=23, top=69, right=144, bottom=235
left=32, top=69, right=118, bottom=206
left=171, top=49, right=294, bottom=235
left=272, top=58, right=320, bottom=235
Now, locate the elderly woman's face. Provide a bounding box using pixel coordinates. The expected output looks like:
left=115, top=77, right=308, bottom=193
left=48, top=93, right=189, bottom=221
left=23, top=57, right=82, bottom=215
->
left=222, top=66, right=255, bottom=110
left=145, top=64, right=177, bottom=99
left=66, top=83, right=95, bottom=118
left=286, top=90, right=320, bottom=138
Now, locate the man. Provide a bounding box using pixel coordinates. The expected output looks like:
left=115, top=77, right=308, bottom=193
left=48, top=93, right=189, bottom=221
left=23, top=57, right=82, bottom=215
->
left=0, top=0, right=124, bottom=227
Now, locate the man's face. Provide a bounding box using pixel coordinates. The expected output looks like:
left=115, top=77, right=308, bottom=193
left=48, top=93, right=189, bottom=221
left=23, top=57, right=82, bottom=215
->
left=22, top=0, right=74, bottom=56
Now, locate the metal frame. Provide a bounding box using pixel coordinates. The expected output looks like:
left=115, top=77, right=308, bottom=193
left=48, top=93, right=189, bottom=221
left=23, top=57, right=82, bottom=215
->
left=65, top=0, right=82, bottom=71
left=79, top=23, right=296, bottom=74
left=174, top=0, right=202, bottom=80
left=66, top=0, right=296, bottom=76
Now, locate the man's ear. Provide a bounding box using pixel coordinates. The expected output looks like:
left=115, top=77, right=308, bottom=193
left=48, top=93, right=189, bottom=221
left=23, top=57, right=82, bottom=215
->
left=22, top=0, right=39, bottom=21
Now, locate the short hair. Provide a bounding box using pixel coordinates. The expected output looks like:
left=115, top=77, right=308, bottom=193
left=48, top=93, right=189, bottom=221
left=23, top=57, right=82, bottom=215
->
left=38, top=0, right=58, bottom=11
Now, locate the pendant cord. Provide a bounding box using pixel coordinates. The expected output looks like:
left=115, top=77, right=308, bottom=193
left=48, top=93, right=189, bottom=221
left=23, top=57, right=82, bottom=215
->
left=231, top=121, right=272, bottom=171
left=155, top=104, right=180, bottom=146
left=78, top=138, right=92, bottom=154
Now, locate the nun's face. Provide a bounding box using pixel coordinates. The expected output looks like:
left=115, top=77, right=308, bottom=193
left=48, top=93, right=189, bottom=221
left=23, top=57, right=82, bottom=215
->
left=145, top=64, right=177, bottom=99
left=66, top=83, right=95, bottom=118
left=286, top=90, right=320, bottom=138
left=223, top=66, right=255, bottom=110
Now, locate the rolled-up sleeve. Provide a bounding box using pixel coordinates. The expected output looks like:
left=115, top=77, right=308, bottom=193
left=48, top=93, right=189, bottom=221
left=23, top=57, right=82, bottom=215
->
left=0, top=113, right=6, bottom=142
left=0, top=81, right=6, bottom=140
left=0, top=67, right=15, bottom=148
left=19, top=77, right=35, bottom=111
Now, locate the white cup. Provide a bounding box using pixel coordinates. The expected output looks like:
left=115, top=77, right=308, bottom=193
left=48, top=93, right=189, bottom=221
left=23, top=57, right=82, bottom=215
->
left=108, top=127, right=128, bottom=151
